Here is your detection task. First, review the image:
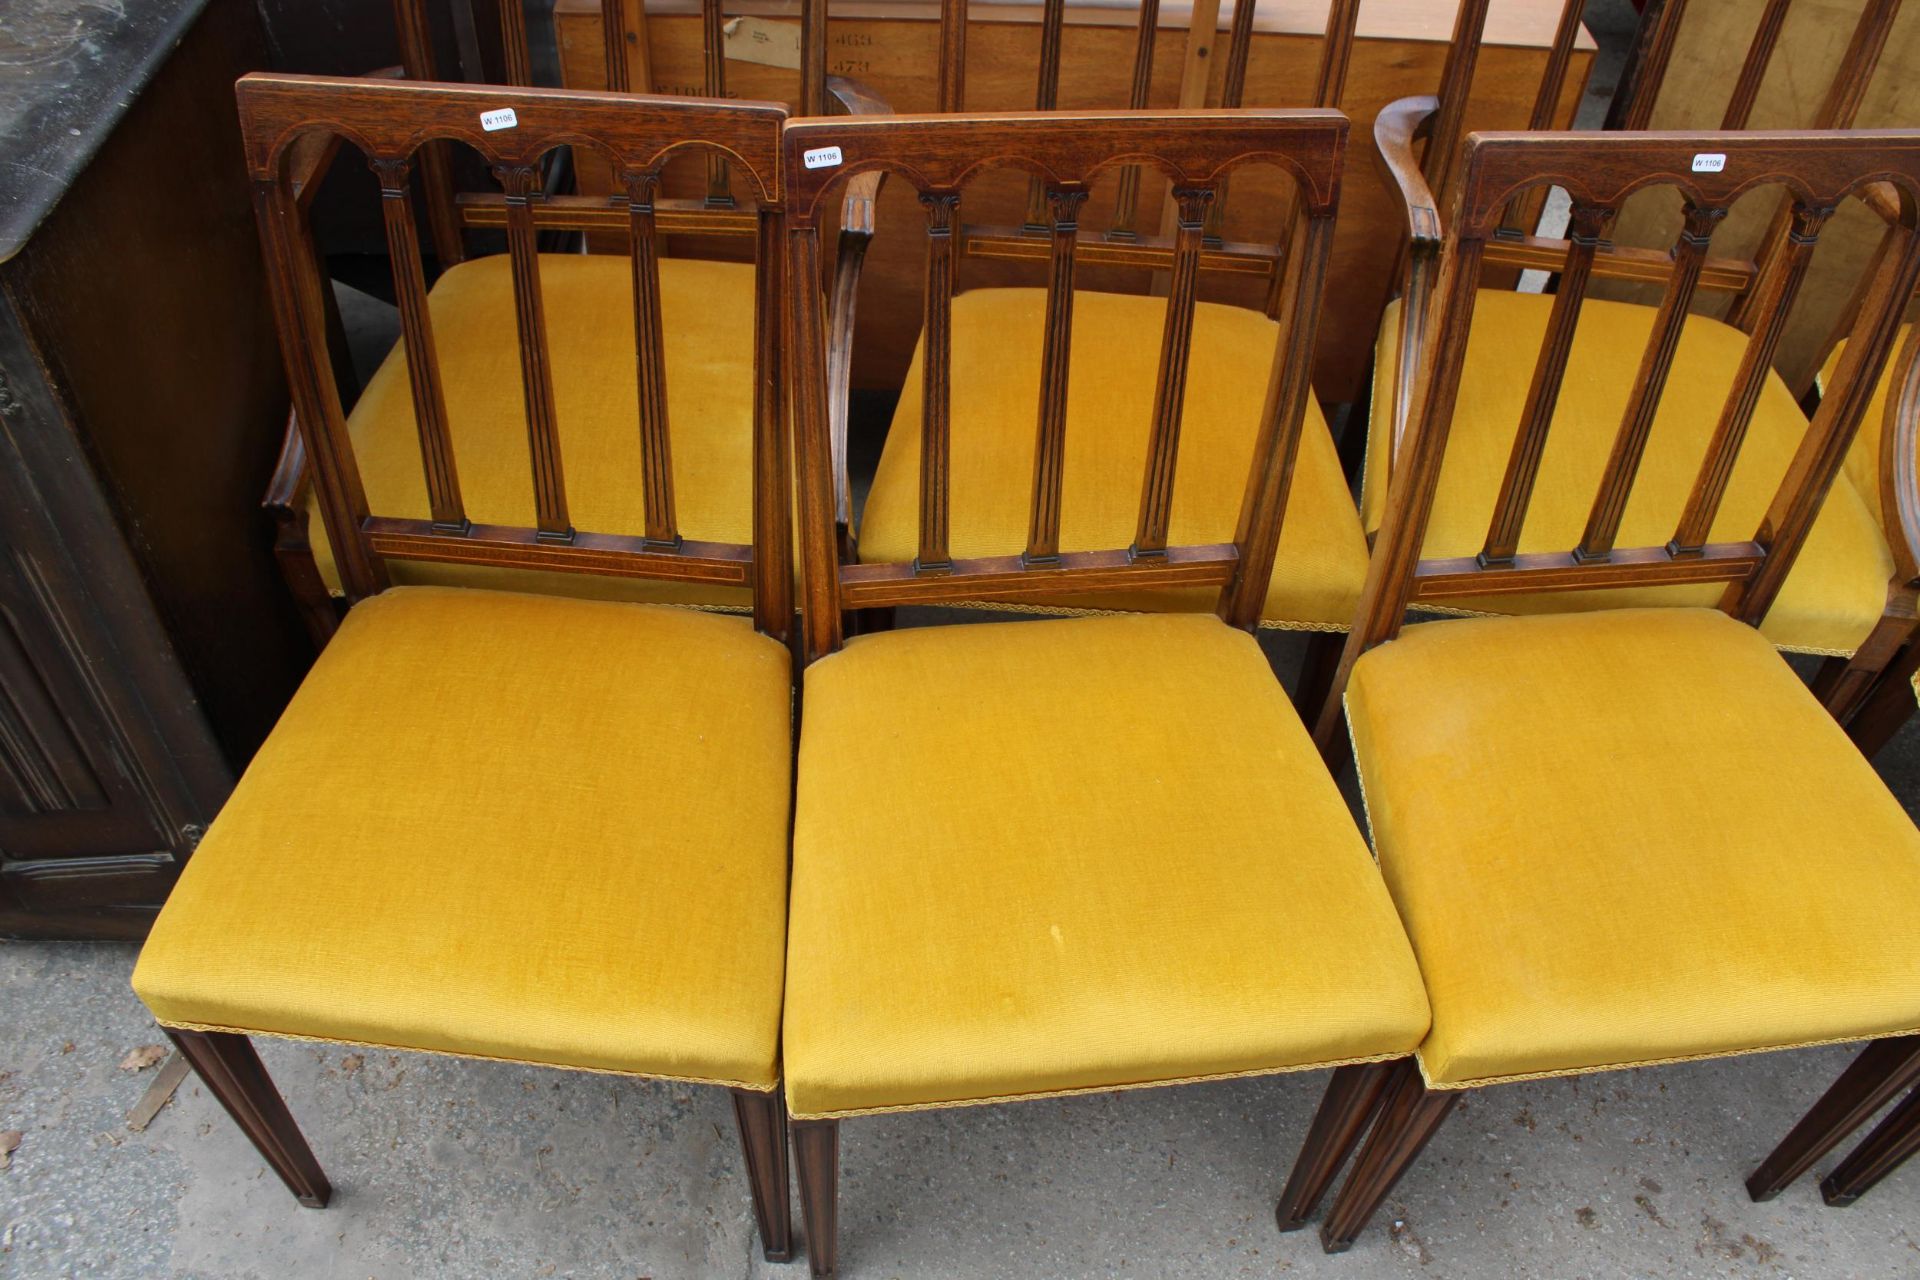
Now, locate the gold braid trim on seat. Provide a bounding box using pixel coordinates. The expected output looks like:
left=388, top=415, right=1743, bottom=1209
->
left=154, top=1017, right=779, bottom=1093
left=785, top=1049, right=1412, bottom=1121
left=1402, top=602, right=1856, bottom=658
left=1416, top=1023, right=1920, bottom=1092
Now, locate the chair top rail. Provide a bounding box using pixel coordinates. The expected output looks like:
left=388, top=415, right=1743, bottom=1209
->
left=237, top=73, right=785, bottom=201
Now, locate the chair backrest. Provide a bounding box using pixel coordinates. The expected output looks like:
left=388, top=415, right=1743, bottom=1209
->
left=1325, top=128, right=1920, bottom=746
left=238, top=73, right=792, bottom=640
left=1417, top=0, right=1901, bottom=325
left=391, top=0, right=832, bottom=267
left=935, top=0, right=1359, bottom=316
left=783, top=108, right=1347, bottom=664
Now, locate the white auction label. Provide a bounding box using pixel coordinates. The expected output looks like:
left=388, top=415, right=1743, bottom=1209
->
left=480, top=108, right=519, bottom=132
left=803, top=145, right=843, bottom=170
left=1691, top=152, right=1726, bottom=173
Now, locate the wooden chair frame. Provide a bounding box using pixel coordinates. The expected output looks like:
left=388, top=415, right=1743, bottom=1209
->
left=1748, top=1033, right=1920, bottom=1206
left=1367, top=0, right=1914, bottom=727
left=263, top=0, right=885, bottom=644
left=214, top=71, right=796, bottom=1254
left=783, top=106, right=1347, bottom=1273
left=932, top=0, right=1359, bottom=321
left=1281, top=128, right=1920, bottom=1253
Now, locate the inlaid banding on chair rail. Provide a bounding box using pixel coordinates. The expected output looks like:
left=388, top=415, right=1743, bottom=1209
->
left=372, top=157, right=468, bottom=534
left=1575, top=203, right=1724, bottom=563
left=783, top=108, right=1348, bottom=661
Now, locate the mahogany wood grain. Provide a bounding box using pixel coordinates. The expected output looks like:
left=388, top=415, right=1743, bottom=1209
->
left=555, top=0, right=1594, bottom=400
left=731, top=1089, right=795, bottom=1262
left=783, top=108, right=1345, bottom=663
left=1747, top=1035, right=1920, bottom=1200
left=237, top=73, right=792, bottom=641
left=1326, top=129, right=1920, bottom=762
left=1275, top=1061, right=1392, bottom=1233
left=1822, top=1082, right=1920, bottom=1205
left=167, top=1030, right=331, bottom=1208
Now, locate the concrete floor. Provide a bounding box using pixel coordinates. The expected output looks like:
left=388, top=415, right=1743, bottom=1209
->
left=7, top=857, right=1920, bottom=1280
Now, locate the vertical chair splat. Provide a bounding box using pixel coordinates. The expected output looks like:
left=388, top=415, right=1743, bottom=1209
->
left=496, top=163, right=572, bottom=542
left=373, top=156, right=468, bottom=534
left=624, top=170, right=679, bottom=548
left=918, top=190, right=961, bottom=572
left=1576, top=202, right=1724, bottom=562
left=1671, top=200, right=1831, bottom=554
left=1133, top=187, right=1212, bottom=558
left=1025, top=187, right=1087, bottom=566
left=1480, top=202, right=1607, bottom=566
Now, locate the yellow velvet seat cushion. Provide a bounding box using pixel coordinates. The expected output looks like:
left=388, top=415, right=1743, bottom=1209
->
left=783, top=612, right=1430, bottom=1119
left=1365, top=291, right=1894, bottom=654
left=856, top=288, right=1370, bottom=630
left=132, top=586, right=793, bottom=1089
left=1346, top=607, right=1920, bottom=1089
left=309, top=254, right=760, bottom=609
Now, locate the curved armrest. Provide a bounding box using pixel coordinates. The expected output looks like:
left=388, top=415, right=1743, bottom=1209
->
left=1373, top=95, right=1444, bottom=250
left=821, top=74, right=893, bottom=530
left=1881, top=325, right=1920, bottom=585
left=1373, top=95, right=1446, bottom=466
left=262, top=412, right=342, bottom=646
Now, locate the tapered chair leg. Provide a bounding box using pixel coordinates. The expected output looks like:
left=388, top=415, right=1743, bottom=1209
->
left=1277, top=1061, right=1393, bottom=1232
left=1822, top=1085, right=1920, bottom=1205
left=1747, top=1035, right=1920, bottom=1201
left=793, top=1118, right=840, bottom=1277
left=165, top=1029, right=331, bottom=1208
left=1318, top=1058, right=1457, bottom=1253
left=732, top=1088, right=794, bottom=1261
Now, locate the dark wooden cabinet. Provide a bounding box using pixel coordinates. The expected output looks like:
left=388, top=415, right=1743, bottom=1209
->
left=0, top=0, right=313, bottom=939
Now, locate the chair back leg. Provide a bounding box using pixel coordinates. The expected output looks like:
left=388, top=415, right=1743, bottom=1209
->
left=1823, top=1084, right=1920, bottom=1206
left=1276, top=1061, right=1393, bottom=1231
left=1318, top=1058, right=1457, bottom=1253
left=166, top=1029, right=331, bottom=1208
left=1746, top=1034, right=1920, bottom=1201
left=731, top=1088, right=795, bottom=1261
left=793, top=1118, right=840, bottom=1277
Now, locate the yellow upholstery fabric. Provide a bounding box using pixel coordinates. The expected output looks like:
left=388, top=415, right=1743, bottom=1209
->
left=133, top=587, right=793, bottom=1088
left=310, top=254, right=760, bottom=609
left=1364, top=291, right=1894, bottom=654
left=1346, top=607, right=1920, bottom=1089
left=1820, top=325, right=1911, bottom=536
left=857, top=288, right=1370, bottom=630
left=783, top=612, right=1430, bottom=1118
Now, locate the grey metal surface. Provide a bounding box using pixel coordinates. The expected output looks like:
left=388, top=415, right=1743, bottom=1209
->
left=0, top=0, right=209, bottom=261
